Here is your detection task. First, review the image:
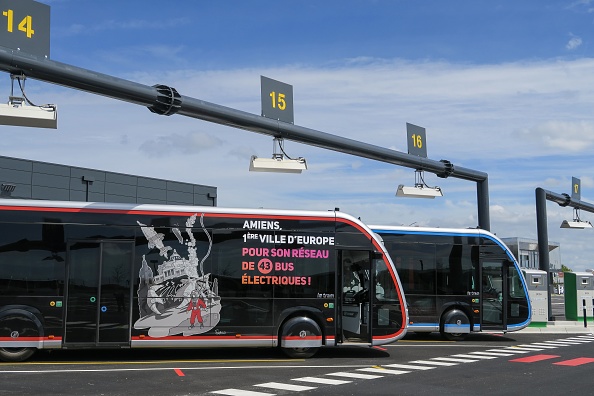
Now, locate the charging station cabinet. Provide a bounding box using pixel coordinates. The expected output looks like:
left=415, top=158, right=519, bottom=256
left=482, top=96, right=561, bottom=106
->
left=522, top=269, right=549, bottom=324
left=564, top=272, right=594, bottom=321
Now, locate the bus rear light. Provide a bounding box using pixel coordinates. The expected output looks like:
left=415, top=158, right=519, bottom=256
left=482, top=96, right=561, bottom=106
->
left=235, top=334, right=241, bottom=338
left=48, top=335, right=54, bottom=339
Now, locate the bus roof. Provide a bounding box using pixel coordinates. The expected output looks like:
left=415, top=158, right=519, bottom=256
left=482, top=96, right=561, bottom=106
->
left=368, top=224, right=498, bottom=238
left=0, top=198, right=347, bottom=219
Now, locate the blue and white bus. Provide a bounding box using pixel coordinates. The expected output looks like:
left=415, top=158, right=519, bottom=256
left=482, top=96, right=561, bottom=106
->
left=369, top=225, right=531, bottom=340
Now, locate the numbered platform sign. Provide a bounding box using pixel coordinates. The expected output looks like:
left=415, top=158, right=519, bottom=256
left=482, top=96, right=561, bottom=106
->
left=261, top=75, right=294, bottom=124
left=572, top=177, right=581, bottom=201
left=0, top=0, right=50, bottom=58
left=406, top=122, right=427, bottom=158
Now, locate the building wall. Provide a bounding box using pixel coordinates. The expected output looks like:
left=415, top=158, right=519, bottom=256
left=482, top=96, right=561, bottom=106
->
left=501, top=237, right=561, bottom=271
left=0, top=155, right=217, bottom=206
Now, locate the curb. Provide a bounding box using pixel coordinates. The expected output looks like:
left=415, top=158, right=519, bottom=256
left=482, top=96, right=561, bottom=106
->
left=518, top=321, right=594, bottom=334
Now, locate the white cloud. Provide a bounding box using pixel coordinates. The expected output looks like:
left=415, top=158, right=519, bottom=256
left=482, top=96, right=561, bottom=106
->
left=139, top=131, right=224, bottom=156
left=566, top=35, right=583, bottom=50
left=55, top=18, right=191, bottom=38
left=520, top=120, right=594, bottom=151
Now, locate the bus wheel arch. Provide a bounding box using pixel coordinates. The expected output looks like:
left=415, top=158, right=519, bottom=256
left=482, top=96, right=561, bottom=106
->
left=439, top=307, right=470, bottom=341
left=0, top=307, right=44, bottom=362
left=278, top=315, right=323, bottom=359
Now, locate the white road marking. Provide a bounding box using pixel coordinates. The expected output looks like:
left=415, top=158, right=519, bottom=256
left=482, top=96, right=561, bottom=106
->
left=431, top=357, right=479, bottom=363
left=450, top=353, right=497, bottom=360
left=292, top=377, right=351, bottom=385
left=384, top=363, right=435, bottom=370
left=326, top=372, right=383, bottom=379
left=357, top=367, right=409, bottom=375
left=467, top=351, right=517, bottom=357
left=210, top=389, right=275, bottom=396
left=525, top=343, right=559, bottom=349
left=255, top=382, right=316, bottom=392
left=409, top=360, right=458, bottom=366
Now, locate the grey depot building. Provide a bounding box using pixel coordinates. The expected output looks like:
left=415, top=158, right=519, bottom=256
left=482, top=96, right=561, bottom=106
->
left=0, top=155, right=217, bottom=206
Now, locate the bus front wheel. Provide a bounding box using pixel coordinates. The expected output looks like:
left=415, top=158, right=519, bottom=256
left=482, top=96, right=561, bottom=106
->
left=440, top=309, right=469, bottom=341
left=279, top=316, right=322, bottom=359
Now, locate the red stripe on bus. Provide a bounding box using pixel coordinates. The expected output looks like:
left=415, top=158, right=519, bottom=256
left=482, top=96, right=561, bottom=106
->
left=373, top=330, right=406, bottom=340
left=281, top=336, right=322, bottom=341
left=0, top=336, right=62, bottom=341
left=131, top=335, right=276, bottom=341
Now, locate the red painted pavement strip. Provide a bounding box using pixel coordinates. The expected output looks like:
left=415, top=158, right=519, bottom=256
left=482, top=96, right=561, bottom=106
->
left=174, top=368, right=185, bottom=377
left=553, top=358, right=594, bottom=367
left=510, top=354, right=560, bottom=363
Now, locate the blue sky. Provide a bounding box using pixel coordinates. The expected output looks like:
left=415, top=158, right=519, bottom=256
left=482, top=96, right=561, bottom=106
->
left=2, top=1, right=594, bottom=271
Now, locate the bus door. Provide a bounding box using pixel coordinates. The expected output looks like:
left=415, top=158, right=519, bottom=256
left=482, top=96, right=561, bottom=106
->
left=64, top=240, right=134, bottom=346
left=339, top=250, right=373, bottom=344
left=480, top=248, right=509, bottom=331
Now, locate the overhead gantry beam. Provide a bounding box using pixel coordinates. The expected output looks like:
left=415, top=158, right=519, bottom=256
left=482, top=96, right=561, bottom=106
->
left=0, top=47, right=491, bottom=230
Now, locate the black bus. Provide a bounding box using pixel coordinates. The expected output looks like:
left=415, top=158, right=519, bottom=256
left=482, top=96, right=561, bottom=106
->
left=0, top=199, right=407, bottom=361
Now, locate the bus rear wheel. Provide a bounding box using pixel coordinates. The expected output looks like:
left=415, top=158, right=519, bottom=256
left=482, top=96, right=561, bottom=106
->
left=279, top=316, right=322, bottom=359
left=440, top=309, right=469, bottom=341
left=0, top=311, right=40, bottom=362
left=0, top=347, right=35, bottom=362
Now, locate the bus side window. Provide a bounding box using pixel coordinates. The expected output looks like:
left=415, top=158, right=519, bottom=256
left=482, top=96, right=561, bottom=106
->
left=375, top=259, right=397, bottom=301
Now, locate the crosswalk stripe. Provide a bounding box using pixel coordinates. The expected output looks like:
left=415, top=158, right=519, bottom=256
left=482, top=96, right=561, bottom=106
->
left=564, top=338, right=593, bottom=343
left=450, top=353, right=497, bottom=360
left=495, top=348, right=531, bottom=354
left=514, top=345, right=545, bottom=351
left=210, top=389, right=276, bottom=396
left=527, top=343, right=559, bottom=349
left=410, top=360, right=458, bottom=366
left=432, top=357, right=479, bottom=363
left=357, top=367, right=410, bottom=375
left=384, top=363, right=436, bottom=370
left=326, top=372, right=384, bottom=379
left=292, top=377, right=351, bottom=385
left=554, top=339, right=584, bottom=344
left=255, top=382, right=316, bottom=392
left=468, top=351, right=517, bottom=357
left=542, top=341, right=574, bottom=346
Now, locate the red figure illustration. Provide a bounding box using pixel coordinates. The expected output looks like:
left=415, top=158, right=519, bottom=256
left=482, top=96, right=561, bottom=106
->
left=187, top=290, right=207, bottom=329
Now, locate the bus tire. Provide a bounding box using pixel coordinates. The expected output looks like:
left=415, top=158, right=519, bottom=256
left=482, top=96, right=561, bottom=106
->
left=0, top=346, right=35, bottom=362
left=440, top=309, right=469, bottom=341
left=0, top=310, right=41, bottom=362
left=279, top=316, right=322, bottom=359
